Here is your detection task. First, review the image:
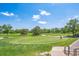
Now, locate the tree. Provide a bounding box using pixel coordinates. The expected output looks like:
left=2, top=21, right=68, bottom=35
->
left=51, top=28, right=61, bottom=33
left=60, top=26, right=70, bottom=33
left=20, top=29, right=28, bottom=35
left=2, top=24, right=12, bottom=34
left=66, top=18, right=79, bottom=36
left=15, top=29, right=29, bottom=35
left=31, top=26, right=41, bottom=36
left=42, top=29, right=50, bottom=33
left=0, top=26, right=2, bottom=33
left=9, top=29, right=15, bottom=34
left=15, top=29, right=21, bottom=33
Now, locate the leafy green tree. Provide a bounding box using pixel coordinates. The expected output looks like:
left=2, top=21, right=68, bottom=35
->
left=51, top=28, right=61, bottom=33
left=2, top=24, right=12, bottom=35
left=76, top=24, right=79, bottom=34
left=31, top=26, right=41, bottom=36
left=15, top=29, right=21, bottom=33
left=20, top=29, right=29, bottom=35
left=60, top=26, right=70, bottom=33
left=42, top=29, right=50, bottom=33
left=0, top=26, right=2, bottom=33
left=15, top=29, right=29, bottom=35
left=66, top=18, right=79, bottom=36
left=9, top=30, right=16, bottom=34
left=56, top=28, right=60, bottom=33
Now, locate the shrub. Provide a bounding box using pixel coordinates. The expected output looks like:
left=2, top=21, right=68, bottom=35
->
left=31, top=26, right=41, bottom=36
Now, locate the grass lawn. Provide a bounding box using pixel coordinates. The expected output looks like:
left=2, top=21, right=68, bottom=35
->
left=0, top=33, right=77, bottom=56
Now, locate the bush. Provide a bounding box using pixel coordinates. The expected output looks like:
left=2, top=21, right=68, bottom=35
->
left=20, top=29, right=28, bottom=35
left=31, top=26, right=41, bottom=36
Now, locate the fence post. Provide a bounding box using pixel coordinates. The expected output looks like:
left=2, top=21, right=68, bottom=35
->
left=73, top=49, right=77, bottom=56
left=64, top=47, right=66, bottom=54
left=68, top=46, right=70, bottom=56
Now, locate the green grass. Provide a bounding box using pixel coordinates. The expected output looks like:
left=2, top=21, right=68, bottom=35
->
left=0, top=33, right=77, bottom=56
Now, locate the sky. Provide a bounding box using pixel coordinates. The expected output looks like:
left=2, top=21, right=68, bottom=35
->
left=0, top=3, right=79, bottom=29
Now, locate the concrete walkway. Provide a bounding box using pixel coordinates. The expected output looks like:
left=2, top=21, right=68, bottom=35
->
left=51, top=46, right=66, bottom=56
left=70, top=39, right=79, bottom=50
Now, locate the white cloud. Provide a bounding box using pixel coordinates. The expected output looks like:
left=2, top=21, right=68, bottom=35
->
left=0, top=12, right=14, bottom=16
left=39, top=9, right=51, bottom=16
left=68, top=16, right=79, bottom=20
left=38, top=21, right=47, bottom=24
left=32, top=15, right=40, bottom=21
left=72, top=16, right=79, bottom=19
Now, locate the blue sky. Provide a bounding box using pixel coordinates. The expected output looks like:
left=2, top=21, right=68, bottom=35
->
left=0, top=3, right=79, bottom=29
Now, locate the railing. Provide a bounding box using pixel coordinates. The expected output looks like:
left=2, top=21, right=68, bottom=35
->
left=64, top=46, right=70, bottom=56
left=73, top=48, right=79, bottom=56
left=64, top=46, right=79, bottom=56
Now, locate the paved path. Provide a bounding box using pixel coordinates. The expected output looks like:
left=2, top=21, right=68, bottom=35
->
left=51, top=46, right=66, bottom=56
left=51, top=39, right=79, bottom=56
left=70, top=39, right=79, bottom=50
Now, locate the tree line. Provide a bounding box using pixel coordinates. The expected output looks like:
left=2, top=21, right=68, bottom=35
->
left=0, top=18, right=79, bottom=36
